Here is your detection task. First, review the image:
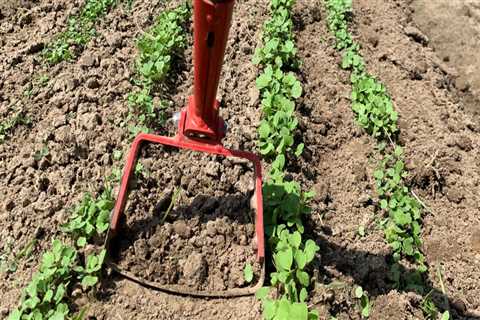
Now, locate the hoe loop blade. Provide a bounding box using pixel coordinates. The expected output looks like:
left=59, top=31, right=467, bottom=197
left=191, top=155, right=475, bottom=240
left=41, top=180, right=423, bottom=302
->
left=106, top=131, right=265, bottom=297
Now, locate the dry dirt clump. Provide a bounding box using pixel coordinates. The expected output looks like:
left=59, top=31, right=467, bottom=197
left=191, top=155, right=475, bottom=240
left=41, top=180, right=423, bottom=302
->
left=1, top=0, right=480, bottom=319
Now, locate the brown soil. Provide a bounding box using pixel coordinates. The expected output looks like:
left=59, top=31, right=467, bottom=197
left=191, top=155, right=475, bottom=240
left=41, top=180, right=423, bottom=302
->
left=114, top=146, right=261, bottom=291
left=1, top=0, right=480, bottom=319
left=411, top=0, right=480, bottom=120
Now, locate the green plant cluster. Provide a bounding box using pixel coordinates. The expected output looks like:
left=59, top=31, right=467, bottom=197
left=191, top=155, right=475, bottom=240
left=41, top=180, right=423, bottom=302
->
left=0, top=112, right=30, bottom=143
left=127, top=4, right=190, bottom=135
left=253, top=0, right=299, bottom=69
left=62, top=187, right=114, bottom=248
left=8, top=240, right=105, bottom=320
left=325, top=0, right=426, bottom=280
left=327, top=0, right=398, bottom=139
left=8, top=187, right=112, bottom=320
left=43, top=0, right=116, bottom=64
left=354, top=286, right=371, bottom=318
left=254, top=1, right=319, bottom=319
left=254, top=0, right=303, bottom=160
left=326, top=0, right=353, bottom=50
left=375, top=146, right=426, bottom=270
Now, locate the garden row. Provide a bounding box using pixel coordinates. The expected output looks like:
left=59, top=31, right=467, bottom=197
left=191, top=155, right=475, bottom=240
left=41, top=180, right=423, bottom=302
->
left=0, top=0, right=133, bottom=145
left=325, top=0, right=449, bottom=318
left=253, top=0, right=320, bottom=319
left=7, top=4, right=192, bottom=319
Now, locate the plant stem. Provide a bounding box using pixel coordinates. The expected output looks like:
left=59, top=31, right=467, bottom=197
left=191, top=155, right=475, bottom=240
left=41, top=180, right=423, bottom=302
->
left=160, top=187, right=181, bottom=224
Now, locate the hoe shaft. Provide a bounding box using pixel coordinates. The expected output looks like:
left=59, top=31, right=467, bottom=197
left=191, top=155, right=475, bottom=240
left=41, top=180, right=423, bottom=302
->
left=183, top=0, right=235, bottom=141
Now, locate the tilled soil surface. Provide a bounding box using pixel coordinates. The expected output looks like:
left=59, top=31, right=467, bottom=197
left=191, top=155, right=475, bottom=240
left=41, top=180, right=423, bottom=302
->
left=1, top=0, right=480, bottom=319
left=412, top=0, right=480, bottom=121
left=115, top=146, right=261, bottom=291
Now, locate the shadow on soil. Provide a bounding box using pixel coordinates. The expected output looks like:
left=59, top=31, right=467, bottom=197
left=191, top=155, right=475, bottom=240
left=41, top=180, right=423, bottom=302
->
left=314, top=228, right=479, bottom=319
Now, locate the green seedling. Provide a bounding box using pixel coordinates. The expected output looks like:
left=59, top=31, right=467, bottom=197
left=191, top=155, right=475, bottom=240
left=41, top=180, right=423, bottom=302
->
left=38, top=75, right=50, bottom=87
left=254, top=0, right=320, bottom=318
left=326, top=0, right=353, bottom=50
left=33, top=144, right=49, bottom=161
left=42, top=0, right=116, bottom=64
left=0, top=112, right=31, bottom=143
left=127, top=3, right=190, bottom=131
left=354, top=286, right=371, bottom=318
left=264, top=156, right=315, bottom=235
left=269, top=227, right=319, bottom=300
left=244, top=263, right=254, bottom=283
left=109, top=167, right=122, bottom=182
left=8, top=240, right=77, bottom=320
left=375, top=147, right=425, bottom=269
left=62, top=187, right=114, bottom=247
left=160, top=187, right=181, bottom=224
left=325, top=0, right=425, bottom=272
left=256, top=60, right=303, bottom=159
left=74, top=249, right=106, bottom=289
left=134, top=162, right=145, bottom=177
left=113, top=149, right=123, bottom=161
left=0, top=239, right=17, bottom=274
left=358, top=225, right=365, bottom=237
left=421, top=290, right=438, bottom=319
left=256, top=287, right=319, bottom=320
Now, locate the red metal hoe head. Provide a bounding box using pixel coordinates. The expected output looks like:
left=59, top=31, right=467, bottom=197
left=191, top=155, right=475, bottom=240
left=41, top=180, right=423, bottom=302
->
left=107, top=0, right=265, bottom=297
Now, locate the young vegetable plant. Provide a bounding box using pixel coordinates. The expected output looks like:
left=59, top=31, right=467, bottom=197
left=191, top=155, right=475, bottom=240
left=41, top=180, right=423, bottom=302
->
left=8, top=240, right=77, bottom=320
left=43, top=0, right=116, bottom=64
left=354, top=286, right=371, bottom=318
left=127, top=3, right=190, bottom=133
left=74, top=250, right=106, bottom=289
left=374, top=146, right=426, bottom=269
left=0, top=111, right=31, bottom=143
left=256, top=289, right=319, bottom=320
left=254, top=0, right=318, bottom=317
left=325, top=0, right=425, bottom=271
left=269, top=226, right=319, bottom=302
left=62, top=187, right=114, bottom=247
left=244, top=263, right=254, bottom=283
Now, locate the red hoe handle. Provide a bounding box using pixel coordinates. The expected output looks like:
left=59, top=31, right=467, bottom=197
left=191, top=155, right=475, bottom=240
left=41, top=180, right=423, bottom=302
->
left=183, top=0, right=235, bottom=142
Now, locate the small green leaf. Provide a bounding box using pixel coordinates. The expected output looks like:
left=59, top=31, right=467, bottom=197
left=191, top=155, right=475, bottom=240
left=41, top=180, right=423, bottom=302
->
left=244, top=263, right=254, bottom=283
left=290, top=302, right=308, bottom=320
left=294, top=251, right=307, bottom=269
left=76, top=237, right=87, bottom=247
left=263, top=299, right=276, bottom=319
left=7, top=309, right=21, bottom=320
left=289, top=231, right=302, bottom=248
left=299, top=288, right=308, bottom=303
left=291, top=81, right=302, bottom=98
left=358, top=225, right=365, bottom=237
left=296, top=270, right=310, bottom=287
left=373, top=170, right=384, bottom=180
left=43, top=288, right=54, bottom=303
left=275, top=247, right=293, bottom=271
left=441, top=311, right=450, bottom=320
left=295, top=143, right=304, bottom=157
left=255, top=287, right=270, bottom=300
left=81, top=275, right=98, bottom=288
left=355, top=286, right=363, bottom=298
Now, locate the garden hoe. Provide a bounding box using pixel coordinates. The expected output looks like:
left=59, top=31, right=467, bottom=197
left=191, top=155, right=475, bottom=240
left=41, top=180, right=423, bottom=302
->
left=106, top=0, right=265, bottom=297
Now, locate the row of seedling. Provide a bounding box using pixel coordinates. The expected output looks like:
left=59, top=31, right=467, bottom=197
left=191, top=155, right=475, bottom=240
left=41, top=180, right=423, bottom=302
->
left=325, top=0, right=450, bottom=318
left=43, top=0, right=119, bottom=64
left=126, top=3, right=190, bottom=136
left=7, top=5, right=194, bottom=318
left=326, top=0, right=425, bottom=272
left=253, top=0, right=320, bottom=319
left=8, top=187, right=113, bottom=320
